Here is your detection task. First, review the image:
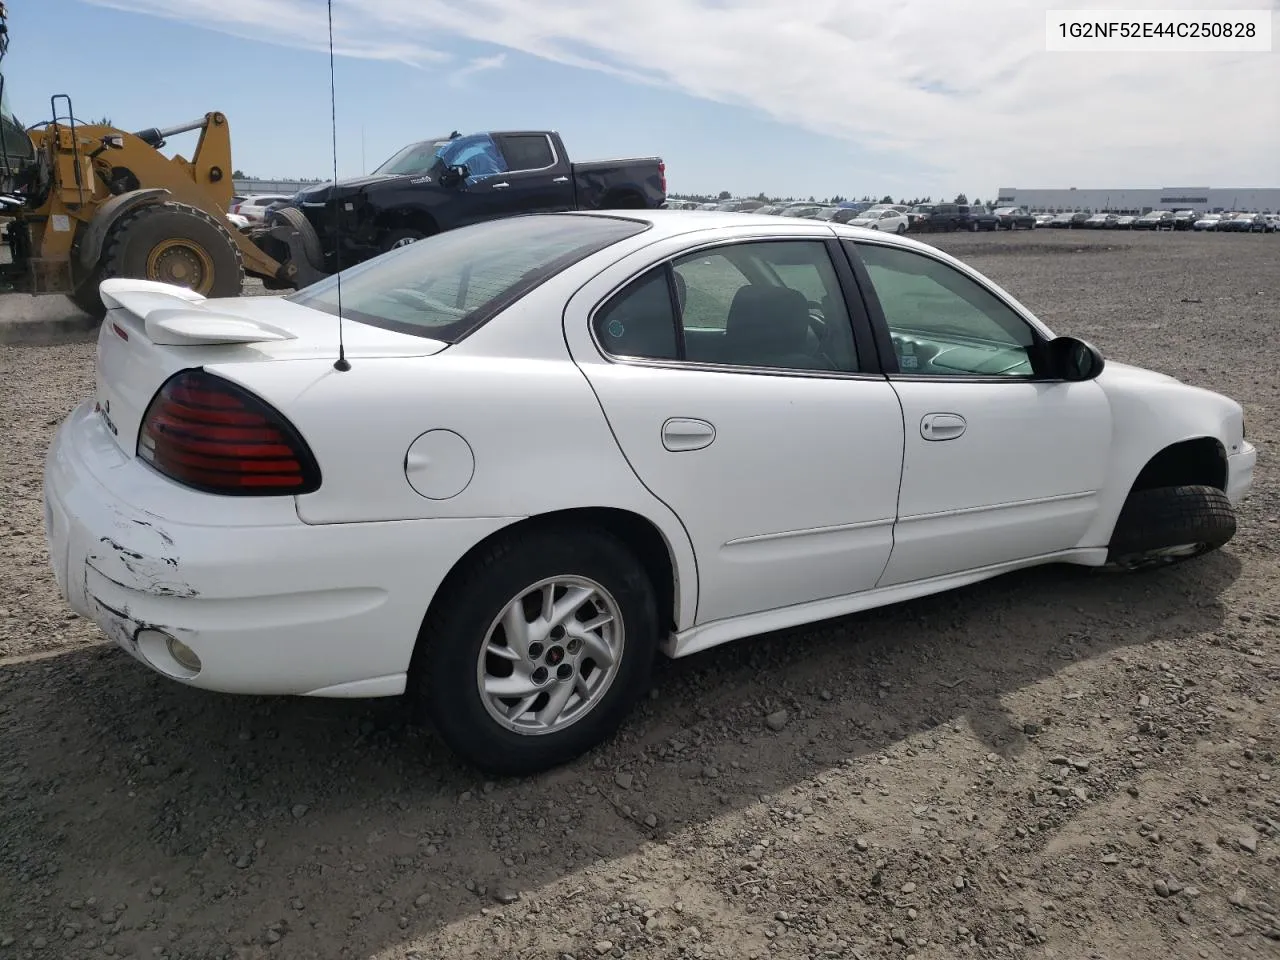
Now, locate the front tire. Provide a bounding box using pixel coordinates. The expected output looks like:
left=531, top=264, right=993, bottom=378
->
left=1105, top=484, right=1236, bottom=572
left=412, top=526, right=659, bottom=776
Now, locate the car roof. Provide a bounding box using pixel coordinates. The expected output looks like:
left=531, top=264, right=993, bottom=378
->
left=569, top=209, right=939, bottom=254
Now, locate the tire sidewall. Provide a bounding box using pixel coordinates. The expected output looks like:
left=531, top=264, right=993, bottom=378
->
left=104, top=204, right=242, bottom=298
left=418, top=528, right=658, bottom=775
left=1107, top=484, right=1236, bottom=570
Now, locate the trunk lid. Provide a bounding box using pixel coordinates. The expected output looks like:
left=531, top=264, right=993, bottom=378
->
left=94, top=278, right=446, bottom=459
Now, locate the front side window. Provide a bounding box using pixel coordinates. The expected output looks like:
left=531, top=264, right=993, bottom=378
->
left=850, top=242, right=1038, bottom=377
left=592, top=240, right=859, bottom=373
left=290, top=214, right=649, bottom=342
left=440, top=134, right=508, bottom=179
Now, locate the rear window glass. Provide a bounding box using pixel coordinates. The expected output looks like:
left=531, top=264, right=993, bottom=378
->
left=288, top=214, right=650, bottom=342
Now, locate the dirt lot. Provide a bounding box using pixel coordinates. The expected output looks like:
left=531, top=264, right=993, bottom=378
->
left=0, top=228, right=1276, bottom=960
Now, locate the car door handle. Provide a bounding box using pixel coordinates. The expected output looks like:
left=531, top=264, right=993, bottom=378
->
left=920, top=413, right=966, bottom=441
left=662, top=418, right=716, bottom=452
left=552, top=176, right=569, bottom=183
left=491, top=182, right=509, bottom=189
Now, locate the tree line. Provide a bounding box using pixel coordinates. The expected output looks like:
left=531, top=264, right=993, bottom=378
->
left=231, top=169, right=327, bottom=182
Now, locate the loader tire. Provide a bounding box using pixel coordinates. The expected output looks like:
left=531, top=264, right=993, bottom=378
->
left=100, top=201, right=244, bottom=301
left=68, top=269, right=107, bottom=322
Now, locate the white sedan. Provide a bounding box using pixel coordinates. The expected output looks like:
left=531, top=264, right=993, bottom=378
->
left=848, top=208, right=909, bottom=233
left=44, top=211, right=1256, bottom=775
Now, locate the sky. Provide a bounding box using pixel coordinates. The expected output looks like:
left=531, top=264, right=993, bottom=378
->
left=4, top=0, right=1277, bottom=201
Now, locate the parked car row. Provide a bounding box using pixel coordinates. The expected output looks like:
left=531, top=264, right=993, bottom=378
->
left=1032, top=209, right=1279, bottom=232
left=662, top=198, right=1280, bottom=236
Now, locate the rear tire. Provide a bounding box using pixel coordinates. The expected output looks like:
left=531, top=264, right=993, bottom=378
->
left=411, top=526, right=660, bottom=776
left=1105, top=484, right=1236, bottom=572
left=100, top=201, right=243, bottom=302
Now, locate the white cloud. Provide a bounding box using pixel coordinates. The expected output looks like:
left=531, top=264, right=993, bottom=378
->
left=88, top=0, right=1278, bottom=194
left=446, top=52, right=507, bottom=88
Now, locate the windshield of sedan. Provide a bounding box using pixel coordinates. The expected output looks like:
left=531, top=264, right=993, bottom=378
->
left=287, top=215, right=650, bottom=341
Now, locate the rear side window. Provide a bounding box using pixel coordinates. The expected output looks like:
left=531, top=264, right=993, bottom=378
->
left=498, top=135, right=556, bottom=171
left=288, top=214, right=649, bottom=342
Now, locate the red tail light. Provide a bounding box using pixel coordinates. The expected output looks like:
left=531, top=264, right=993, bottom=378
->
left=137, top=370, right=321, bottom=496
left=658, top=161, right=667, bottom=197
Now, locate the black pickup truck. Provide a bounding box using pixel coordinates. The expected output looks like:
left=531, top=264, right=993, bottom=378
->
left=283, top=130, right=666, bottom=272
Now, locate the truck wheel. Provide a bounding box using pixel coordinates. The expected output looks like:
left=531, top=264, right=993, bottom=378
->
left=265, top=205, right=324, bottom=270
left=411, top=525, right=659, bottom=776
left=380, top=228, right=426, bottom=252
left=100, top=201, right=243, bottom=301
left=1104, top=484, right=1236, bottom=572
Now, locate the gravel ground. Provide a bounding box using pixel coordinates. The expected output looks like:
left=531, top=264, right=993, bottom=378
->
left=0, top=229, right=1276, bottom=960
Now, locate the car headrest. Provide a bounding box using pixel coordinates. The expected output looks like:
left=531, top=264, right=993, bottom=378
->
left=724, top=284, right=810, bottom=355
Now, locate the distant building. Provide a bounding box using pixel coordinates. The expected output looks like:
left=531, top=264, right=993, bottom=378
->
left=232, top=178, right=322, bottom=196
left=994, top=186, right=1280, bottom=215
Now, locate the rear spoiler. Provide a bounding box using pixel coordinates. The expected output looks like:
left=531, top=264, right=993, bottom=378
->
left=98, top=278, right=297, bottom=346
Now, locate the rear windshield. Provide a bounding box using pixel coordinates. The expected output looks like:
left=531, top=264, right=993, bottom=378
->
left=288, top=214, right=650, bottom=342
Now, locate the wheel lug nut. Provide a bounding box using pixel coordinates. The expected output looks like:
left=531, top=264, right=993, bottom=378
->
left=566, top=638, right=582, bottom=654
left=528, top=642, right=544, bottom=659
left=556, top=663, right=574, bottom=681
left=532, top=666, right=548, bottom=684
left=550, top=625, right=566, bottom=640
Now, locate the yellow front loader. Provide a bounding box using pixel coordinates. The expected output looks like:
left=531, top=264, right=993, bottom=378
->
left=0, top=3, right=326, bottom=319
left=0, top=95, right=326, bottom=318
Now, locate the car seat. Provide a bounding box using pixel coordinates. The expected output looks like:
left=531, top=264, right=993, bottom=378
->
left=723, top=285, right=825, bottom=370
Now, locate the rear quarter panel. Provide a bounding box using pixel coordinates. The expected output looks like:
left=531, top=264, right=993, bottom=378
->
left=209, top=254, right=699, bottom=628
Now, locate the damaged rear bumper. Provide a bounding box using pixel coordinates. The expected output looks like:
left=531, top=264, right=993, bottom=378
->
left=42, top=401, right=512, bottom=697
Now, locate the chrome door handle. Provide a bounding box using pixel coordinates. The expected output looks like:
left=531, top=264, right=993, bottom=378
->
left=552, top=176, right=569, bottom=183
left=920, top=413, right=966, bottom=441
left=662, top=417, right=716, bottom=452
left=491, top=182, right=509, bottom=189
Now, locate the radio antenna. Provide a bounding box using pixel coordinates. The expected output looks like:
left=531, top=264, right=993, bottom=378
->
left=327, top=0, right=349, bottom=371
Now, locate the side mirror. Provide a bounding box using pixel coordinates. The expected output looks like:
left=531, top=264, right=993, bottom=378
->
left=1048, top=336, right=1105, bottom=381
left=440, top=164, right=469, bottom=187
